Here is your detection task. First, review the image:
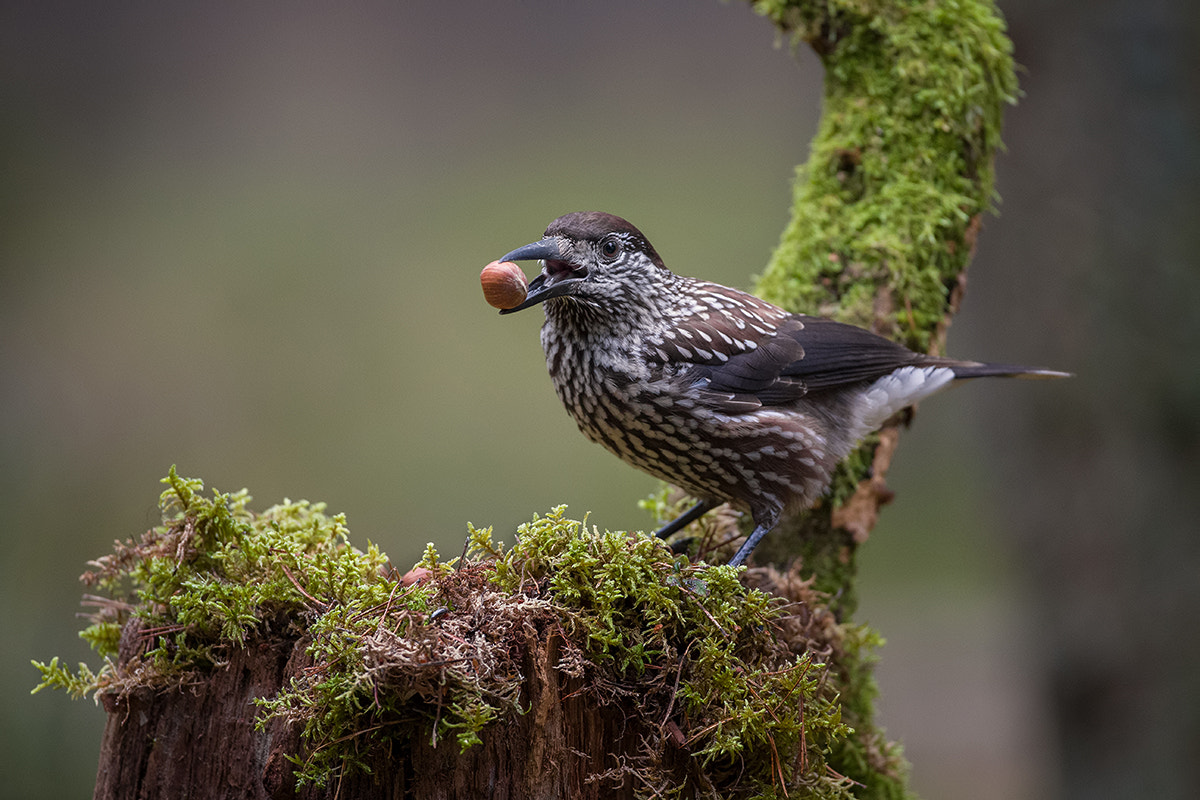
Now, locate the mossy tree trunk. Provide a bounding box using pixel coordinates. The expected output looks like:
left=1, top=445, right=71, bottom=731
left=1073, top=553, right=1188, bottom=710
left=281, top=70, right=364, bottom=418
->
left=85, top=2, right=1018, bottom=798
left=742, top=3, right=1018, bottom=793
left=747, top=0, right=1016, bottom=612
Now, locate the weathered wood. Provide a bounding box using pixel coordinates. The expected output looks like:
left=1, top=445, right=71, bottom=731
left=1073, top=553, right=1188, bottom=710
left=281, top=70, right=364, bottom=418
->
left=93, top=619, right=676, bottom=800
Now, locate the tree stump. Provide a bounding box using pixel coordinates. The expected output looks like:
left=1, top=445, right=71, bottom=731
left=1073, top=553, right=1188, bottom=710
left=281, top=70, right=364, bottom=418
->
left=93, top=618, right=681, bottom=800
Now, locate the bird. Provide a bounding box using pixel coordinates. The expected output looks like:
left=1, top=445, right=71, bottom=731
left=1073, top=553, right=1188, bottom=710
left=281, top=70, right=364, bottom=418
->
left=495, top=211, right=1068, bottom=567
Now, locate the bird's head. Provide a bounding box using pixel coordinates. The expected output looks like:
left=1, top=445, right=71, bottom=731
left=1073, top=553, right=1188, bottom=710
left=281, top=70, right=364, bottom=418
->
left=497, top=212, right=669, bottom=317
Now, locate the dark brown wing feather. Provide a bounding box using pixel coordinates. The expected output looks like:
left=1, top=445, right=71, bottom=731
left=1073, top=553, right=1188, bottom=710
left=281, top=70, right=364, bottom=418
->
left=658, top=310, right=927, bottom=413
left=777, top=316, right=923, bottom=392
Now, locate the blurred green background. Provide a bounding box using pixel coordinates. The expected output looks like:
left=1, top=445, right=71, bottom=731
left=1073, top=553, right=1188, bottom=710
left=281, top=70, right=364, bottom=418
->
left=3, top=2, right=1196, bottom=798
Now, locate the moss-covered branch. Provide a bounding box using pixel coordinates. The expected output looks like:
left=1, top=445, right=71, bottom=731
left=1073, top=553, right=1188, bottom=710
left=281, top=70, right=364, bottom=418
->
left=743, top=0, right=1017, bottom=606
left=752, top=0, right=1015, bottom=342
left=735, top=2, right=1018, bottom=796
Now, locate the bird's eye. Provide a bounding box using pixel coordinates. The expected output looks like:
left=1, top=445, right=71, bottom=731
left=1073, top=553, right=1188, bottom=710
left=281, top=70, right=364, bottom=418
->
left=600, top=237, right=621, bottom=259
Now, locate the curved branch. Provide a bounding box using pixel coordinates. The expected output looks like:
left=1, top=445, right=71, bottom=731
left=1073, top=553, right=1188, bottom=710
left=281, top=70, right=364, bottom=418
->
left=746, top=0, right=1017, bottom=609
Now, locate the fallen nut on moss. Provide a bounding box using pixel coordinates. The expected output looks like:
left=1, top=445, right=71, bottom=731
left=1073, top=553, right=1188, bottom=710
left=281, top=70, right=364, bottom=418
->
left=480, top=260, right=528, bottom=310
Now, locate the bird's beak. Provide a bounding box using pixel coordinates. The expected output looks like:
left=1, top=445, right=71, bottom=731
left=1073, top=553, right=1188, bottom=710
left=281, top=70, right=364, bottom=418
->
left=497, top=237, right=586, bottom=315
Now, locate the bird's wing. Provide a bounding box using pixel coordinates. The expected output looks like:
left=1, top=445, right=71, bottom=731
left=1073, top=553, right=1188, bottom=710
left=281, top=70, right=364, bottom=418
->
left=645, top=302, right=925, bottom=414
left=775, top=316, right=925, bottom=392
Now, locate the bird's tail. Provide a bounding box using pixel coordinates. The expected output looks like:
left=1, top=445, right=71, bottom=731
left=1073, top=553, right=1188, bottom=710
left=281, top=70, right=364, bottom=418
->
left=849, top=359, right=1069, bottom=443
left=945, top=360, right=1073, bottom=380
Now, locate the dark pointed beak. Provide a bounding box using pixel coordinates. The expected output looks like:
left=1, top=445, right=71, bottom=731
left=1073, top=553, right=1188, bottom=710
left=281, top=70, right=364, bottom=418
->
left=496, top=237, right=586, bottom=314
left=499, top=239, right=561, bottom=264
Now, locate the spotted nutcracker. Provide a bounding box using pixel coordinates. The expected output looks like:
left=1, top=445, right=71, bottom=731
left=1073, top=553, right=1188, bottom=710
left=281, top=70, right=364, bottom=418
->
left=494, top=211, right=1067, bottom=567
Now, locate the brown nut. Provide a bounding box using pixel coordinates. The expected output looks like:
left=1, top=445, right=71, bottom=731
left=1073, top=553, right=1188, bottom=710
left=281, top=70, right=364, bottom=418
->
left=480, top=260, right=528, bottom=310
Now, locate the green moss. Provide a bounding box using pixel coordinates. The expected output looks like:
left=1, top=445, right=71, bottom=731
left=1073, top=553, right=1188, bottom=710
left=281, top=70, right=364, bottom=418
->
left=829, top=623, right=913, bottom=799
left=33, top=467, right=441, bottom=785
left=31, top=657, right=101, bottom=700
left=750, top=0, right=1017, bottom=351
left=484, top=507, right=859, bottom=797
left=34, top=473, right=866, bottom=797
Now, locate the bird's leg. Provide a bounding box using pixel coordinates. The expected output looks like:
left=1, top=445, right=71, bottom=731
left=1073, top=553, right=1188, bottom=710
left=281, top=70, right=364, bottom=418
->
left=725, top=508, right=781, bottom=567
left=654, top=498, right=718, bottom=540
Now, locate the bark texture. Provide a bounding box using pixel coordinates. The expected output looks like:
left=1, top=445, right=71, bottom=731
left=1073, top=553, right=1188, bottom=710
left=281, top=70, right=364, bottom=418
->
left=94, top=620, right=668, bottom=800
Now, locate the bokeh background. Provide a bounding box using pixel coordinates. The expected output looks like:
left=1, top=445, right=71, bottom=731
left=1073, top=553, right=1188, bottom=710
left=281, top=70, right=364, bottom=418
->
left=3, top=1, right=1196, bottom=798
